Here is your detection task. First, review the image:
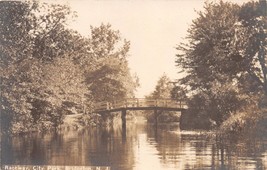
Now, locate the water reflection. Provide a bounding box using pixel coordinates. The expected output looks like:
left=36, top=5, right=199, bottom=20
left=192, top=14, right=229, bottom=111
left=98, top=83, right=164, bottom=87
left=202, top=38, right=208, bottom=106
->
left=2, top=122, right=267, bottom=170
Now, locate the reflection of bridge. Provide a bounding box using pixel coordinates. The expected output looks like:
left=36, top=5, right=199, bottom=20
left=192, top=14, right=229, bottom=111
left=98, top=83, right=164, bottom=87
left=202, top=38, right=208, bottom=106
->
left=94, top=98, right=187, bottom=136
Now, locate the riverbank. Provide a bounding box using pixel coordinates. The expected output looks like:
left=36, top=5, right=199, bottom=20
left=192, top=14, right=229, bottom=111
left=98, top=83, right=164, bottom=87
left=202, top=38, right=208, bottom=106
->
left=60, top=113, right=101, bottom=130
left=60, top=114, right=85, bottom=130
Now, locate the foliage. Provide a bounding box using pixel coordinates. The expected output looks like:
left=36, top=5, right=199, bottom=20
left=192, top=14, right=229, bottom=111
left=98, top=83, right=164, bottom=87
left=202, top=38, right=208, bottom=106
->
left=86, top=24, right=139, bottom=103
left=170, top=84, right=187, bottom=101
left=237, top=0, right=267, bottom=95
left=146, top=73, right=173, bottom=99
left=176, top=1, right=241, bottom=90
left=0, top=1, right=82, bottom=133
left=145, top=74, right=180, bottom=123
left=0, top=2, right=138, bottom=134
left=175, top=0, right=266, bottom=129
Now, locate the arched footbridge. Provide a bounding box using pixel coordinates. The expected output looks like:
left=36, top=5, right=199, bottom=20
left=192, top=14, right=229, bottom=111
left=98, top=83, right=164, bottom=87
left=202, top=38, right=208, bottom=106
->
left=94, top=98, right=187, bottom=132
left=94, top=98, right=187, bottom=113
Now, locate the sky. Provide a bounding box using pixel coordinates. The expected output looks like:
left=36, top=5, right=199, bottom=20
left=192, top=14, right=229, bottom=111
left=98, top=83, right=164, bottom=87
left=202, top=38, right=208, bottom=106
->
left=52, top=0, right=250, bottom=98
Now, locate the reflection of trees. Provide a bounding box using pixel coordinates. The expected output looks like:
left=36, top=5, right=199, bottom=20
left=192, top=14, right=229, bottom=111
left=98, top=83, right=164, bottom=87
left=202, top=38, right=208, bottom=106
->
left=86, top=123, right=139, bottom=170
left=2, top=133, right=48, bottom=165
left=2, top=125, right=267, bottom=170
left=219, top=133, right=267, bottom=169
left=2, top=125, right=138, bottom=169
left=146, top=125, right=214, bottom=169
left=146, top=125, right=182, bottom=165
left=1, top=136, right=13, bottom=164
left=146, top=124, right=267, bottom=170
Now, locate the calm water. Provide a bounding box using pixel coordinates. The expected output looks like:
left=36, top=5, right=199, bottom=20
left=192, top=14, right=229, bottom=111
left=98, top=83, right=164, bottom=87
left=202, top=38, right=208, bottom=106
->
left=2, top=122, right=267, bottom=170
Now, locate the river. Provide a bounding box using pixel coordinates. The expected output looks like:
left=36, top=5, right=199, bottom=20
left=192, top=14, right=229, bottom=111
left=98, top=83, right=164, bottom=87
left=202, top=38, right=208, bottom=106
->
left=2, top=121, right=267, bottom=170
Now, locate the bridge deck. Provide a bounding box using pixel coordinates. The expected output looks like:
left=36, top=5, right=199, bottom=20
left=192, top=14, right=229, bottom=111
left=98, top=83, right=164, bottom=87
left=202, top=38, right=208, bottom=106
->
left=94, top=98, right=187, bottom=113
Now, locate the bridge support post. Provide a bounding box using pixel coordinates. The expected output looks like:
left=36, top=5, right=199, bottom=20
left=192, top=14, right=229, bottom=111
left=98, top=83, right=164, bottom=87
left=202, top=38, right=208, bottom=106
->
left=121, top=109, right=127, bottom=139
left=154, top=109, right=158, bottom=127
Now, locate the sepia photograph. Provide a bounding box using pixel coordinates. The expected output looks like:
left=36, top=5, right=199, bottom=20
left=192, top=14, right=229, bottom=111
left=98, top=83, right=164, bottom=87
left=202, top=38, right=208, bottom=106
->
left=1, top=0, right=267, bottom=169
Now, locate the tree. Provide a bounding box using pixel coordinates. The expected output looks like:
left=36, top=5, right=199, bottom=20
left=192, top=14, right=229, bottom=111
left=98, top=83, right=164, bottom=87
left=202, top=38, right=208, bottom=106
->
left=30, top=56, right=90, bottom=129
left=171, top=84, right=187, bottom=101
left=0, top=2, right=139, bottom=133
left=145, top=74, right=180, bottom=123
left=176, top=1, right=242, bottom=91
left=0, top=1, right=91, bottom=133
left=86, top=24, right=139, bottom=103
left=237, top=0, right=267, bottom=96
left=175, top=1, right=262, bottom=127
left=147, top=73, right=173, bottom=99
left=0, top=1, right=33, bottom=67
left=0, top=1, right=37, bottom=133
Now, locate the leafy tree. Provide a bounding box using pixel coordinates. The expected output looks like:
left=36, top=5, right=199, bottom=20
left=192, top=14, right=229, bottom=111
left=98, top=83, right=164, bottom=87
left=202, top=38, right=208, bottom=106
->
left=0, top=1, right=77, bottom=65
left=0, top=2, right=138, bottom=133
left=0, top=1, right=34, bottom=67
left=0, top=1, right=91, bottom=133
left=1, top=2, right=37, bottom=133
left=29, top=57, right=90, bottom=130
left=86, top=24, right=139, bottom=103
left=171, top=84, right=187, bottom=101
left=30, top=2, right=77, bottom=61
left=147, top=73, right=173, bottom=99
left=237, top=0, right=267, bottom=96
left=145, top=74, right=180, bottom=123
left=175, top=0, right=265, bottom=127
left=176, top=1, right=241, bottom=91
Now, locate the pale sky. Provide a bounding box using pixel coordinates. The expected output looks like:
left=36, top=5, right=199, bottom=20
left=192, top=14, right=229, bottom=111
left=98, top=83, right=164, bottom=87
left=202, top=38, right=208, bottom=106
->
left=51, top=0, right=250, bottom=97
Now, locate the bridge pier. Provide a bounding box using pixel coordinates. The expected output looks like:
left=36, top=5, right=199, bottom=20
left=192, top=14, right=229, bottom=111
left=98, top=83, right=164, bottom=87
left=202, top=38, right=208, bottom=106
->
left=121, top=109, right=127, bottom=139
left=154, top=109, right=159, bottom=127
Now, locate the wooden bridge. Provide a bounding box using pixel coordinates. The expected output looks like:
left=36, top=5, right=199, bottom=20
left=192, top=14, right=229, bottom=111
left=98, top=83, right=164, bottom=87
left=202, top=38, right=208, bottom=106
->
left=94, top=98, right=187, bottom=113
left=94, top=98, right=187, bottom=137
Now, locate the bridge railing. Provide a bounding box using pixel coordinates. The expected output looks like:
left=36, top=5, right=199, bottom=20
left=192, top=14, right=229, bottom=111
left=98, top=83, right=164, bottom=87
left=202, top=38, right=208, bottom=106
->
left=94, top=98, right=187, bottom=112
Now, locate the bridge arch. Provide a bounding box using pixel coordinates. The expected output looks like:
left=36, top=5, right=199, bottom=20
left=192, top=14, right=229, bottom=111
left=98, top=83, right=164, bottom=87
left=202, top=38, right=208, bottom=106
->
left=94, top=98, right=187, bottom=138
left=94, top=98, right=187, bottom=113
